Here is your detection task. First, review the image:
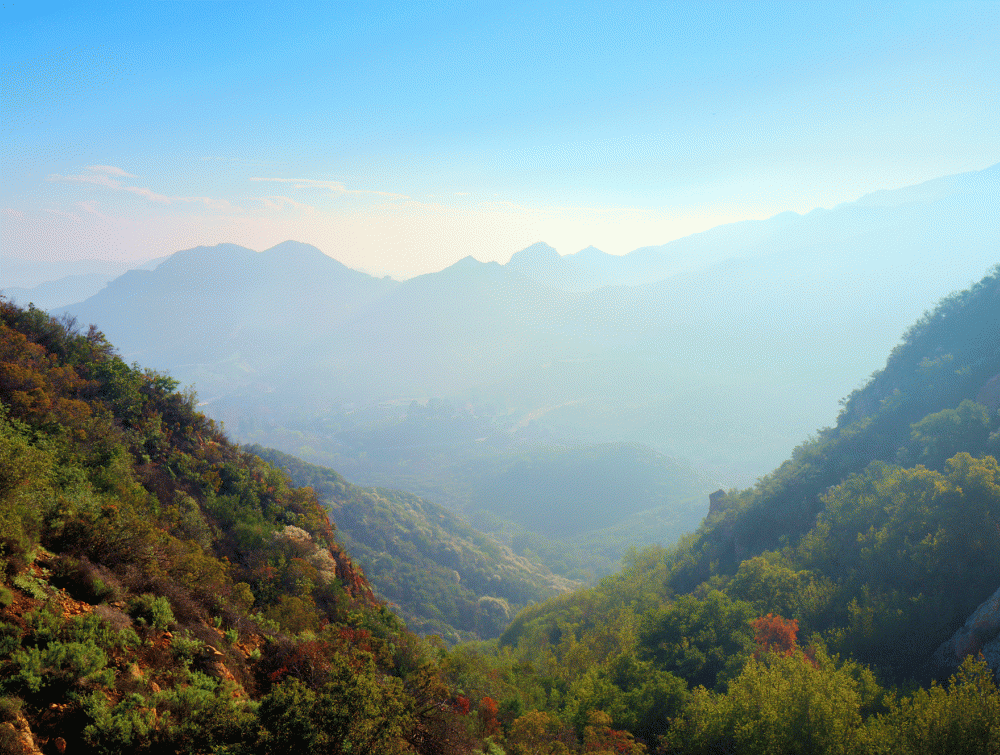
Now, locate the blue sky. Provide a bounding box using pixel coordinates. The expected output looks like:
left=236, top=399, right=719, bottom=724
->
left=3, top=0, right=998, bottom=277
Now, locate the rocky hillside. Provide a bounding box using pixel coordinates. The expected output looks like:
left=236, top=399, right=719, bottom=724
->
left=250, top=446, right=577, bottom=643
left=0, top=300, right=466, bottom=754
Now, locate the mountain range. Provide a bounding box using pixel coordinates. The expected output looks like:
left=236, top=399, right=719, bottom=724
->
left=44, top=163, right=999, bottom=496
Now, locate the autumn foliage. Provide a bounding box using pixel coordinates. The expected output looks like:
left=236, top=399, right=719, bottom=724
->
left=752, top=613, right=799, bottom=658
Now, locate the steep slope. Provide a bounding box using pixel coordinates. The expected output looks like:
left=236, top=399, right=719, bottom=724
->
left=0, top=299, right=467, bottom=754
left=249, top=446, right=577, bottom=642
left=497, top=262, right=1000, bottom=693
left=451, top=262, right=1000, bottom=754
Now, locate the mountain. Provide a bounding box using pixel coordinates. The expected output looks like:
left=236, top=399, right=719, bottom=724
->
left=502, top=261, right=1000, bottom=679
left=505, top=163, right=1000, bottom=293
left=60, top=240, right=397, bottom=399
left=471, top=262, right=1000, bottom=752
left=56, top=164, right=1000, bottom=491
left=0, top=298, right=469, bottom=753
left=0, top=255, right=166, bottom=311
left=248, top=445, right=577, bottom=642
left=217, top=394, right=711, bottom=579
left=505, top=242, right=628, bottom=292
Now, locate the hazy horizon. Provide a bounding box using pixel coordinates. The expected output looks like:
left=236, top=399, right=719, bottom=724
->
left=4, top=1, right=998, bottom=278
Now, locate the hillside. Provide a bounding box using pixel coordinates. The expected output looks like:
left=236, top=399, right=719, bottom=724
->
left=7, top=267, right=1000, bottom=751
left=0, top=300, right=471, bottom=754
left=248, top=446, right=577, bottom=643
left=452, top=263, right=1000, bottom=752
left=228, top=402, right=711, bottom=580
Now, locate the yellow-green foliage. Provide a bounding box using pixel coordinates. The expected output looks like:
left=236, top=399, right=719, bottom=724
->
left=0, top=300, right=463, bottom=754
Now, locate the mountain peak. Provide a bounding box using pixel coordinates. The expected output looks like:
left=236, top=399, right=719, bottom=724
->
left=569, top=245, right=608, bottom=261
left=261, top=240, right=349, bottom=271
left=157, top=243, right=258, bottom=273
left=507, top=242, right=560, bottom=268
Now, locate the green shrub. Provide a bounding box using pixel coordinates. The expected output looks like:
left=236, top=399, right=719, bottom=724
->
left=9, top=640, right=113, bottom=696
left=64, top=612, right=140, bottom=654
left=11, top=574, right=47, bottom=601
left=127, top=594, right=175, bottom=632
left=0, top=622, right=21, bottom=657
left=153, top=672, right=255, bottom=753
left=170, top=632, right=207, bottom=668
left=0, top=696, right=21, bottom=723
left=81, top=691, right=156, bottom=754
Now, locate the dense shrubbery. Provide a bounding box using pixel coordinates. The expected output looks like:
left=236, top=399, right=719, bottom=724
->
left=6, top=261, right=1000, bottom=753
left=0, top=299, right=469, bottom=752
left=253, top=446, right=574, bottom=643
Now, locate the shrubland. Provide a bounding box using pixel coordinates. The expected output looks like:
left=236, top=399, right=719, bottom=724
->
left=6, top=262, right=1000, bottom=753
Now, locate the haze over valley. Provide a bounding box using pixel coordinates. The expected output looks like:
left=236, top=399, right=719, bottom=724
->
left=5, top=2, right=1000, bottom=751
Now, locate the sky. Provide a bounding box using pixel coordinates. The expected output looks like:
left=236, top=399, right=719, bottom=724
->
left=2, top=0, right=999, bottom=279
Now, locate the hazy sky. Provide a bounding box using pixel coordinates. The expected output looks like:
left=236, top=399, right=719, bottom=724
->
left=3, top=0, right=998, bottom=277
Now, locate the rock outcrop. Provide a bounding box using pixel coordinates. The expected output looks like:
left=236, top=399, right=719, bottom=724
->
left=932, top=584, right=1000, bottom=674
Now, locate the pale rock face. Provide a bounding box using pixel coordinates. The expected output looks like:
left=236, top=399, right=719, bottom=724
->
left=933, top=584, right=1000, bottom=673
left=273, top=525, right=337, bottom=583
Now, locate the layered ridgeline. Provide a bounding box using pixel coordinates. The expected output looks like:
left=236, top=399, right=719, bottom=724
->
left=248, top=411, right=711, bottom=581
left=248, top=446, right=577, bottom=643
left=444, top=264, right=1000, bottom=753
left=0, top=300, right=477, bottom=754
left=55, top=163, right=1000, bottom=490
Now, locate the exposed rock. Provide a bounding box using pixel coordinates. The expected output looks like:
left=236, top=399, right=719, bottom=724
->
left=1, top=711, right=43, bottom=755
left=708, top=489, right=731, bottom=517
left=977, top=373, right=1000, bottom=410
left=932, top=584, right=1000, bottom=674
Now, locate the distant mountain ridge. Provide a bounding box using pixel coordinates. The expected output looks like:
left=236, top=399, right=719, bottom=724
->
left=55, top=163, right=1000, bottom=487
left=60, top=240, right=398, bottom=398
left=0, top=255, right=167, bottom=311
left=503, top=162, right=1000, bottom=293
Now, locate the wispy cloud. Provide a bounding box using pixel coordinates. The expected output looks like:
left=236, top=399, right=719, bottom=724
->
left=47, top=172, right=121, bottom=189
left=77, top=201, right=108, bottom=220
left=46, top=165, right=242, bottom=212
left=124, top=185, right=172, bottom=204
left=250, top=176, right=409, bottom=200
left=86, top=165, right=136, bottom=177
left=1, top=208, right=24, bottom=218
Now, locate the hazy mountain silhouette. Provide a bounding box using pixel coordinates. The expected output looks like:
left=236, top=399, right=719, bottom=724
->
left=506, top=163, right=1000, bottom=293
left=61, top=240, right=397, bottom=398
left=56, top=164, right=1000, bottom=486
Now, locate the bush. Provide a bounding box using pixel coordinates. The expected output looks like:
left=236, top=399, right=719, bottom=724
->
left=9, top=640, right=113, bottom=697
left=127, top=594, right=175, bottom=632
left=50, top=556, right=120, bottom=604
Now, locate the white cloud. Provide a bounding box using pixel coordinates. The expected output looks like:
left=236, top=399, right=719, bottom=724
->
left=47, top=172, right=121, bottom=189
left=86, top=165, right=136, bottom=177
left=124, top=185, right=172, bottom=204
left=44, top=165, right=241, bottom=213
left=77, top=201, right=108, bottom=220
left=1, top=208, right=24, bottom=218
